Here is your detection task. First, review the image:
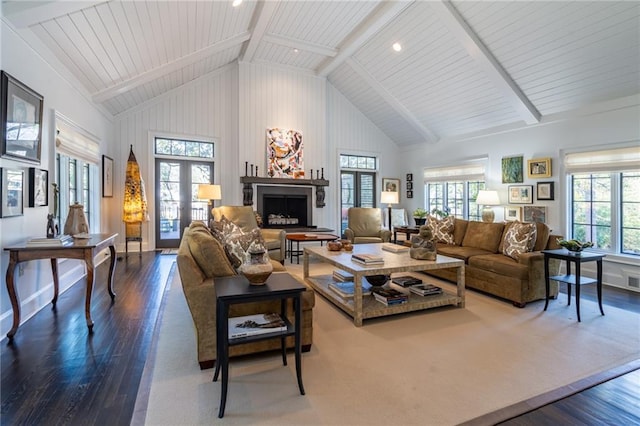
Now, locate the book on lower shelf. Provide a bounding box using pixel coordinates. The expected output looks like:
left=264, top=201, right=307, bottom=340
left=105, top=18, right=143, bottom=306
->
left=372, top=287, right=408, bottom=305
left=228, top=313, right=287, bottom=338
left=333, top=269, right=354, bottom=282
left=351, top=254, right=384, bottom=265
left=391, top=275, right=423, bottom=287
left=381, top=243, right=409, bottom=253
left=328, top=280, right=372, bottom=298
left=27, top=235, right=73, bottom=246
left=409, top=284, right=444, bottom=297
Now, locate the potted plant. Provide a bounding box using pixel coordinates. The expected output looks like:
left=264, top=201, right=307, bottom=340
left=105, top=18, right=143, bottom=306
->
left=413, top=208, right=428, bottom=226
left=430, top=207, right=450, bottom=219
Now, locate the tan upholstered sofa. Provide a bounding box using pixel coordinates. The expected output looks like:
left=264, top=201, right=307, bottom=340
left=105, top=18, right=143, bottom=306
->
left=212, top=205, right=286, bottom=263
left=425, top=219, right=562, bottom=307
left=344, top=207, right=391, bottom=244
left=177, top=222, right=315, bottom=369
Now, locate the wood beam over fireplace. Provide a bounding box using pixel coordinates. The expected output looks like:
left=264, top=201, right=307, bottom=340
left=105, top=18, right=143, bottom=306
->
left=240, top=177, right=329, bottom=208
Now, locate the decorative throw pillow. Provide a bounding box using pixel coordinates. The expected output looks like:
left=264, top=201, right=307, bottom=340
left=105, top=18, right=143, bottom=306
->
left=212, top=215, right=267, bottom=268
left=427, top=215, right=455, bottom=244
left=502, top=222, right=537, bottom=261
left=187, top=222, right=236, bottom=278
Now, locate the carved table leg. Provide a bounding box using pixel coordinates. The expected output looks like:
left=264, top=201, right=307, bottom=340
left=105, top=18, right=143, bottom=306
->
left=5, top=253, right=19, bottom=340
left=84, top=249, right=95, bottom=331
left=51, top=258, right=59, bottom=306
left=107, top=245, right=117, bottom=300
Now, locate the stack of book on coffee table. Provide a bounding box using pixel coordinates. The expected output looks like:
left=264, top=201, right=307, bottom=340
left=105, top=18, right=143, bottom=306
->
left=409, top=284, right=443, bottom=297
left=372, top=288, right=408, bottom=306
left=332, top=269, right=354, bottom=282
left=351, top=253, right=384, bottom=265
left=391, top=275, right=423, bottom=287
left=329, top=280, right=372, bottom=299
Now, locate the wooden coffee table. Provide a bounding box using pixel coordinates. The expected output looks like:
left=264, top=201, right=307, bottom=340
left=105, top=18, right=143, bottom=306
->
left=286, top=233, right=339, bottom=264
left=303, top=243, right=465, bottom=326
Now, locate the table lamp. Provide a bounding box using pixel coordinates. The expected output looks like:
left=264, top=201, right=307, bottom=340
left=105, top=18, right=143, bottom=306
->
left=476, top=190, right=500, bottom=223
left=197, top=184, right=222, bottom=222
left=381, top=191, right=399, bottom=231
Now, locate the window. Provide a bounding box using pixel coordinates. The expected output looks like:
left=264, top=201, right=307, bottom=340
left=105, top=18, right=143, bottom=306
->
left=56, top=153, right=98, bottom=232
left=155, top=137, right=214, bottom=159
left=565, top=146, right=640, bottom=256
left=423, top=160, right=487, bottom=220
left=339, top=154, right=377, bottom=236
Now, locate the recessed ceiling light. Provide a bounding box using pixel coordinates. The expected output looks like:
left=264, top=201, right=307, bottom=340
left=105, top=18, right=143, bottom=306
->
left=392, top=42, right=402, bottom=52
left=232, top=0, right=242, bottom=7
left=293, top=48, right=299, bottom=53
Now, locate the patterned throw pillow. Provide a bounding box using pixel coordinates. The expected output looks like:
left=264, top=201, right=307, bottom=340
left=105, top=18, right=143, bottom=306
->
left=212, top=215, right=267, bottom=268
left=502, top=222, right=537, bottom=260
left=427, top=215, right=455, bottom=244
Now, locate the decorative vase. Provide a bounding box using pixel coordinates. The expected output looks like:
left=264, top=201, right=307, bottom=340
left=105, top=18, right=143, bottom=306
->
left=239, top=250, right=273, bottom=285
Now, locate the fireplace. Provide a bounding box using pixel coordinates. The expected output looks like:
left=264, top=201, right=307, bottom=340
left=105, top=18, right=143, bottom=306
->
left=257, top=186, right=313, bottom=228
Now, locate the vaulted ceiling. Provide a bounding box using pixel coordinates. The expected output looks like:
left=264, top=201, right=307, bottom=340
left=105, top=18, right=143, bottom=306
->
left=3, top=1, right=639, bottom=147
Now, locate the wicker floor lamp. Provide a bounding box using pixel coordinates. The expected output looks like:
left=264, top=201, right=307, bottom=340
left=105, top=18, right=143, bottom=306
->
left=123, top=145, right=148, bottom=256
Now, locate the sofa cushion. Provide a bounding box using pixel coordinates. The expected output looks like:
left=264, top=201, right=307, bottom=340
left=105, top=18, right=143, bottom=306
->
left=533, top=222, right=551, bottom=252
left=453, top=219, right=469, bottom=246
left=436, top=243, right=494, bottom=262
left=428, top=216, right=455, bottom=244
left=468, top=253, right=529, bottom=281
left=212, top=215, right=267, bottom=268
left=186, top=222, right=236, bottom=278
left=503, top=222, right=537, bottom=260
left=461, top=221, right=505, bottom=253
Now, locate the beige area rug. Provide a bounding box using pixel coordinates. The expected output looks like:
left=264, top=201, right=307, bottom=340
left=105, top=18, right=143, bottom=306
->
left=138, top=261, right=640, bottom=425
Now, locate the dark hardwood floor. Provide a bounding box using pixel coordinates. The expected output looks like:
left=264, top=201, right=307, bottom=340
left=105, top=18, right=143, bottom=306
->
left=1, top=251, right=174, bottom=425
left=1, top=252, right=638, bottom=425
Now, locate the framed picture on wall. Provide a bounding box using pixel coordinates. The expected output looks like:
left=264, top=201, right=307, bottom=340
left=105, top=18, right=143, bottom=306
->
left=507, top=185, right=534, bottom=204
left=406, top=181, right=413, bottom=190
left=527, top=158, right=552, bottom=178
left=406, top=190, right=413, bottom=199
left=406, top=173, right=413, bottom=182
left=523, top=205, right=547, bottom=223
left=382, top=178, right=400, bottom=201
left=0, top=167, right=24, bottom=217
left=1, top=71, right=44, bottom=164
left=28, top=167, right=48, bottom=207
left=502, top=155, right=524, bottom=183
left=504, top=206, right=522, bottom=222
left=102, top=155, right=113, bottom=198
left=536, top=181, right=554, bottom=200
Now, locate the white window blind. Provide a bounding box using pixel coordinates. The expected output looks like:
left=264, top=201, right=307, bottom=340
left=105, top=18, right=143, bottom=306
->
left=423, top=159, right=486, bottom=182
left=564, top=145, right=640, bottom=174
left=55, top=116, right=100, bottom=165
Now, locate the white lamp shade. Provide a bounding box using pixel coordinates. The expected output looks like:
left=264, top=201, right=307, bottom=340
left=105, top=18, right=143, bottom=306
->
left=197, top=184, right=222, bottom=200
left=476, top=190, right=500, bottom=206
left=381, top=191, right=399, bottom=205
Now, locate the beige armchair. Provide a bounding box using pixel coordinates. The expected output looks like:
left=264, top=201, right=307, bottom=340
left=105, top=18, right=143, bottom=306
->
left=344, top=207, right=391, bottom=244
left=212, top=205, right=286, bottom=263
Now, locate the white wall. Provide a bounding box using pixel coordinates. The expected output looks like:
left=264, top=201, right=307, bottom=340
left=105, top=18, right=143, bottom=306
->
left=401, top=103, right=640, bottom=290
left=1, top=21, right=114, bottom=336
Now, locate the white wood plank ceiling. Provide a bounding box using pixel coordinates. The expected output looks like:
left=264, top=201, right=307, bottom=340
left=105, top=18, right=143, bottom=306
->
left=2, top=0, right=639, bottom=147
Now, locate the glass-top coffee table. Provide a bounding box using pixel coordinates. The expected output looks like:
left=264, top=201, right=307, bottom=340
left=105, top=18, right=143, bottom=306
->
left=303, top=243, right=465, bottom=326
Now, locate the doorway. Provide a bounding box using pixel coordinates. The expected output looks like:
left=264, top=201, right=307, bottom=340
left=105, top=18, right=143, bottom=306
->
left=155, top=159, right=213, bottom=248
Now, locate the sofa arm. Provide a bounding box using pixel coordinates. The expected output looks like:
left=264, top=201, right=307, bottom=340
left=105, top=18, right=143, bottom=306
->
left=379, top=229, right=391, bottom=242
left=261, top=228, right=286, bottom=261
left=344, top=228, right=355, bottom=243
left=520, top=251, right=560, bottom=300
left=546, top=234, right=564, bottom=250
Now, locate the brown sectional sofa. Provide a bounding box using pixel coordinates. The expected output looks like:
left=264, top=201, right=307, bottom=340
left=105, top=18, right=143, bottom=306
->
left=426, top=219, right=562, bottom=307
left=176, top=222, right=315, bottom=369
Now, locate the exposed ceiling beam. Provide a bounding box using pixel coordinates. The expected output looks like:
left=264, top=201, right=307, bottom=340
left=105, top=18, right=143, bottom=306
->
left=316, top=1, right=412, bottom=78
left=430, top=1, right=541, bottom=125
left=2, top=1, right=104, bottom=28
left=240, top=0, right=280, bottom=62
left=262, top=34, right=337, bottom=57
left=346, top=58, right=439, bottom=143
left=92, top=32, right=251, bottom=103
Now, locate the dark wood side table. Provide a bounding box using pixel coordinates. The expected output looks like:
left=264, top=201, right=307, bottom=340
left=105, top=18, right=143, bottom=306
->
left=542, top=249, right=605, bottom=322
left=4, top=233, right=118, bottom=339
left=393, top=226, right=420, bottom=244
left=286, top=233, right=339, bottom=264
left=213, top=273, right=306, bottom=418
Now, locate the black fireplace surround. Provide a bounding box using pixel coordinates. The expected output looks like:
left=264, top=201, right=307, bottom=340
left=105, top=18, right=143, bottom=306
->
left=257, top=186, right=313, bottom=228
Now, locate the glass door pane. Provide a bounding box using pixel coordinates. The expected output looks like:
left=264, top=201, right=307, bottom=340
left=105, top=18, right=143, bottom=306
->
left=157, top=161, right=182, bottom=246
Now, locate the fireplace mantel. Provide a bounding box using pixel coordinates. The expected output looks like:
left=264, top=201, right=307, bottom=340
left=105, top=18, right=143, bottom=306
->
left=240, top=176, right=329, bottom=208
